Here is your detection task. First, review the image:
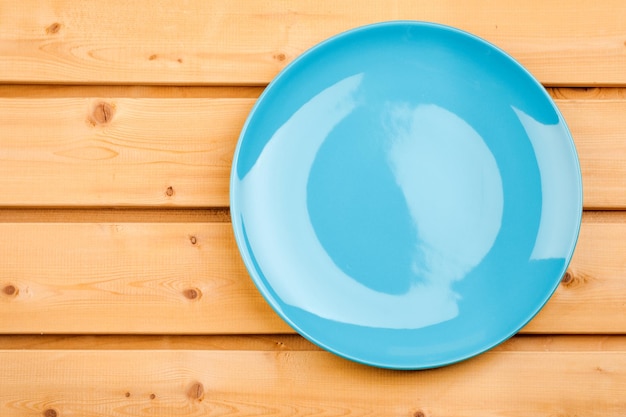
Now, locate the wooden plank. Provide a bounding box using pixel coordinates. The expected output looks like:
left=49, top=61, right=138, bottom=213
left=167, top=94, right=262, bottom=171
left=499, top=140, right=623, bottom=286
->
left=0, top=218, right=624, bottom=334
left=0, top=349, right=624, bottom=416
left=1, top=0, right=626, bottom=85
left=556, top=99, right=626, bottom=209
left=495, top=335, right=626, bottom=352
left=524, top=219, right=626, bottom=333
left=0, top=98, right=625, bottom=208
left=0, top=98, right=254, bottom=207
left=0, top=222, right=290, bottom=334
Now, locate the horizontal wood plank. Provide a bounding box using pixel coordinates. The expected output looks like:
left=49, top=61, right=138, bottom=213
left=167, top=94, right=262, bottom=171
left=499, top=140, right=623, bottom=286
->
left=0, top=349, right=625, bottom=416
left=0, top=98, right=253, bottom=207
left=0, top=217, right=624, bottom=334
left=0, top=222, right=290, bottom=334
left=523, top=220, right=626, bottom=332
left=557, top=100, right=626, bottom=209
left=0, top=97, right=625, bottom=208
left=1, top=0, right=626, bottom=85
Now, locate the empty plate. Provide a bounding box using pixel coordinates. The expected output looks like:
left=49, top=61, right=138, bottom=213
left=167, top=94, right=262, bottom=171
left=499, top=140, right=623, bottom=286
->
left=230, top=21, right=582, bottom=369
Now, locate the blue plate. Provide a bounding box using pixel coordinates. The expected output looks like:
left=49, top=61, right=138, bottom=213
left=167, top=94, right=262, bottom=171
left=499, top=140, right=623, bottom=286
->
left=230, top=21, right=582, bottom=369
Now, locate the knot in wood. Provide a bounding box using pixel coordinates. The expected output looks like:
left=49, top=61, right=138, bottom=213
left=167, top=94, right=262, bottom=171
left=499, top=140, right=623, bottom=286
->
left=92, top=102, right=114, bottom=125
left=413, top=411, right=425, bottom=417
left=43, top=409, right=58, bottom=417
left=561, top=271, right=573, bottom=285
left=165, top=186, right=174, bottom=197
left=46, top=22, right=61, bottom=34
left=188, top=382, right=205, bottom=400
left=3, top=285, right=16, bottom=296
left=183, top=288, right=200, bottom=300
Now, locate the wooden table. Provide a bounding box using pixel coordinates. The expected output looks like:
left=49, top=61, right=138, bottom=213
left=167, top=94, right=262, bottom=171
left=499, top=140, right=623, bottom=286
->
left=1, top=1, right=625, bottom=415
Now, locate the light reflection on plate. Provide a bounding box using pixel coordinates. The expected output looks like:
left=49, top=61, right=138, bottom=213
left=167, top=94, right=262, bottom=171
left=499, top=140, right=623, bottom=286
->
left=230, top=21, right=582, bottom=369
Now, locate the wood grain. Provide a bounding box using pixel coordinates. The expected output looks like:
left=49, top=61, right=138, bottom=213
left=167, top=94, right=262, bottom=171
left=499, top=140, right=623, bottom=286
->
left=0, top=1, right=623, bottom=414
left=556, top=99, right=626, bottom=209
left=1, top=0, right=626, bottom=85
left=0, top=98, right=253, bottom=207
left=0, top=222, right=290, bottom=334
left=1, top=97, right=626, bottom=208
left=0, top=218, right=624, bottom=334
left=0, top=349, right=624, bottom=416
left=523, top=220, right=626, bottom=333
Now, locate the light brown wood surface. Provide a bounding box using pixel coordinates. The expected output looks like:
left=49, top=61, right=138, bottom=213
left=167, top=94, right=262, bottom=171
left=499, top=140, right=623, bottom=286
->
left=0, top=222, right=287, bottom=334
left=1, top=1, right=625, bottom=415
left=0, top=349, right=625, bottom=417
left=1, top=0, right=626, bottom=85
left=0, top=97, right=625, bottom=208
left=0, top=98, right=252, bottom=207
left=0, top=217, right=624, bottom=334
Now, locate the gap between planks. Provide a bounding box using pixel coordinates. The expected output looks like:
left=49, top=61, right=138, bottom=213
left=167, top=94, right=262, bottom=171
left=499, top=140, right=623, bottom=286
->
left=0, top=85, right=625, bottom=99
left=1, top=334, right=626, bottom=351
left=0, top=209, right=620, bottom=223
left=0, top=85, right=265, bottom=98
left=0, top=208, right=230, bottom=223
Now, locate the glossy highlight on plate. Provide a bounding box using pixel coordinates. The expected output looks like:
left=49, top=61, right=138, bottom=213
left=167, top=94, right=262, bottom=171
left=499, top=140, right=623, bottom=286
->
left=230, top=21, right=582, bottom=369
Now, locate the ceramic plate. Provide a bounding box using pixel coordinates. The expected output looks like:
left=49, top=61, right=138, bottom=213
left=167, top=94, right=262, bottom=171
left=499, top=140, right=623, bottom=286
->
left=230, top=21, right=582, bottom=369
